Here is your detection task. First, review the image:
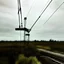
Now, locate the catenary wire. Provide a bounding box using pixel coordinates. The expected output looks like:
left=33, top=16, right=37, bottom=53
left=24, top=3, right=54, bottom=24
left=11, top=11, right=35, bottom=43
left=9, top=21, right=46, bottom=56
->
left=26, top=0, right=35, bottom=17
left=43, top=2, right=64, bottom=25
left=30, top=0, right=52, bottom=32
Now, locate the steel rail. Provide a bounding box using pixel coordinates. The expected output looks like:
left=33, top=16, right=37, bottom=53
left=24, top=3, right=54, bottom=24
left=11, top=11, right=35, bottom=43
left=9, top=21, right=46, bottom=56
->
left=38, top=49, right=64, bottom=63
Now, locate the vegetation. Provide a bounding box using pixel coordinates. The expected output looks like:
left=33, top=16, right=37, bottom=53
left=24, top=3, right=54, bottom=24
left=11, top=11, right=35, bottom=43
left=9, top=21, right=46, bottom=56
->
left=0, top=40, right=64, bottom=52
left=15, top=54, right=41, bottom=64
left=0, top=40, right=64, bottom=64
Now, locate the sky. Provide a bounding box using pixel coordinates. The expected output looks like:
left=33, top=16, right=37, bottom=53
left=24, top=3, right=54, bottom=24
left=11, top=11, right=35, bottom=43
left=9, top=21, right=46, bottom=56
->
left=0, top=0, right=64, bottom=41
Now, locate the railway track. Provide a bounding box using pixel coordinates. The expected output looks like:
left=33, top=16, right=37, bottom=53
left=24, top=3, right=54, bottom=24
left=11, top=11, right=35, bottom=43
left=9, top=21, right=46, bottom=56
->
left=38, top=49, right=64, bottom=64
left=39, top=56, right=64, bottom=64
left=0, top=43, right=64, bottom=64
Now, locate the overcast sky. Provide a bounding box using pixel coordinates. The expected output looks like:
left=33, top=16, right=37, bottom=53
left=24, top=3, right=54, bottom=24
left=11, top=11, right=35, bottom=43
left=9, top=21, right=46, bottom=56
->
left=0, top=0, right=64, bottom=41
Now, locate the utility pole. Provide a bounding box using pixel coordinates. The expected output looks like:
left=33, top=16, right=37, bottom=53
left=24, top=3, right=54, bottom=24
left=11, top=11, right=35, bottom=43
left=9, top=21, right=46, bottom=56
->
left=26, top=33, right=30, bottom=41
left=24, top=17, right=27, bottom=41
left=15, top=0, right=29, bottom=41
left=15, top=0, right=52, bottom=41
left=17, top=0, right=23, bottom=28
left=24, top=17, right=30, bottom=41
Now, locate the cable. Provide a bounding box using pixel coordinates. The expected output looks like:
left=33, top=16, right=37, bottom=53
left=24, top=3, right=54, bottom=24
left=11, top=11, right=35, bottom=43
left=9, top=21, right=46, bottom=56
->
left=26, top=0, right=35, bottom=17
left=30, top=0, right=52, bottom=32
left=43, top=2, right=64, bottom=25
left=40, top=0, right=50, bottom=13
left=40, top=0, right=52, bottom=17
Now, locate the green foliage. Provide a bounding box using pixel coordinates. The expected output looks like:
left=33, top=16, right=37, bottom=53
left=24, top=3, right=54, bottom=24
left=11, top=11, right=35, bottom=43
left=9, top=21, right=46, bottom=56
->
left=15, top=54, right=41, bottom=64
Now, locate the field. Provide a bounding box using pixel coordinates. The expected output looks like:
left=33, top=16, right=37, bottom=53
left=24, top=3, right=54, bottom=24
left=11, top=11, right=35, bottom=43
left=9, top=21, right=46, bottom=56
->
left=0, top=41, right=64, bottom=64
left=33, top=41, right=64, bottom=53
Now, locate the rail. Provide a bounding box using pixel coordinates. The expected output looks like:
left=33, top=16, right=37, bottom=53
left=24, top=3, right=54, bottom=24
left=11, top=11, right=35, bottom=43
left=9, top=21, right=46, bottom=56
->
left=38, top=49, right=64, bottom=63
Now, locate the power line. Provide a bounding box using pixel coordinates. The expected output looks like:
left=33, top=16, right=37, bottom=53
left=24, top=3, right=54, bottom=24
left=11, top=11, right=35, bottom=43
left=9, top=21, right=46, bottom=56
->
left=39, top=0, right=52, bottom=18
left=26, top=0, right=35, bottom=17
left=40, top=0, right=50, bottom=13
left=30, top=0, right=52, bottom=32
left=43, top=2, right=64, bottom=25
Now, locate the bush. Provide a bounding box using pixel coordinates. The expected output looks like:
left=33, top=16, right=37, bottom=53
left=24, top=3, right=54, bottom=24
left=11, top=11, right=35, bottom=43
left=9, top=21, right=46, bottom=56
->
left=15, top=54, right=41, bottom=64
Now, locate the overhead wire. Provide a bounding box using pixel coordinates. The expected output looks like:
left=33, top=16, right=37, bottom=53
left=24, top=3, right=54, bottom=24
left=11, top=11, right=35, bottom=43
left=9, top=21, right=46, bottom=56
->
left=26, top=0, right=35, bottom=17
left=30, top=0, right=52, bottom=32
left=24, top=0, right=35, bottom=29
left=17, top=0, right=64, bottom=40
left=40, top=0, right=52, bottom=17
left=40, top=0, right=50, bottom=13
left=43, top=2, right=64, bottom=25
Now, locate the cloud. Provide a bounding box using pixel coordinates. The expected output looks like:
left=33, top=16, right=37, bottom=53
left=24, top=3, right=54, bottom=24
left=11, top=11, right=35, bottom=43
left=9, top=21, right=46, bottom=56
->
left=0, top=0, right=64, bottom=40
left=0, top=0, right=17, bottom=9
